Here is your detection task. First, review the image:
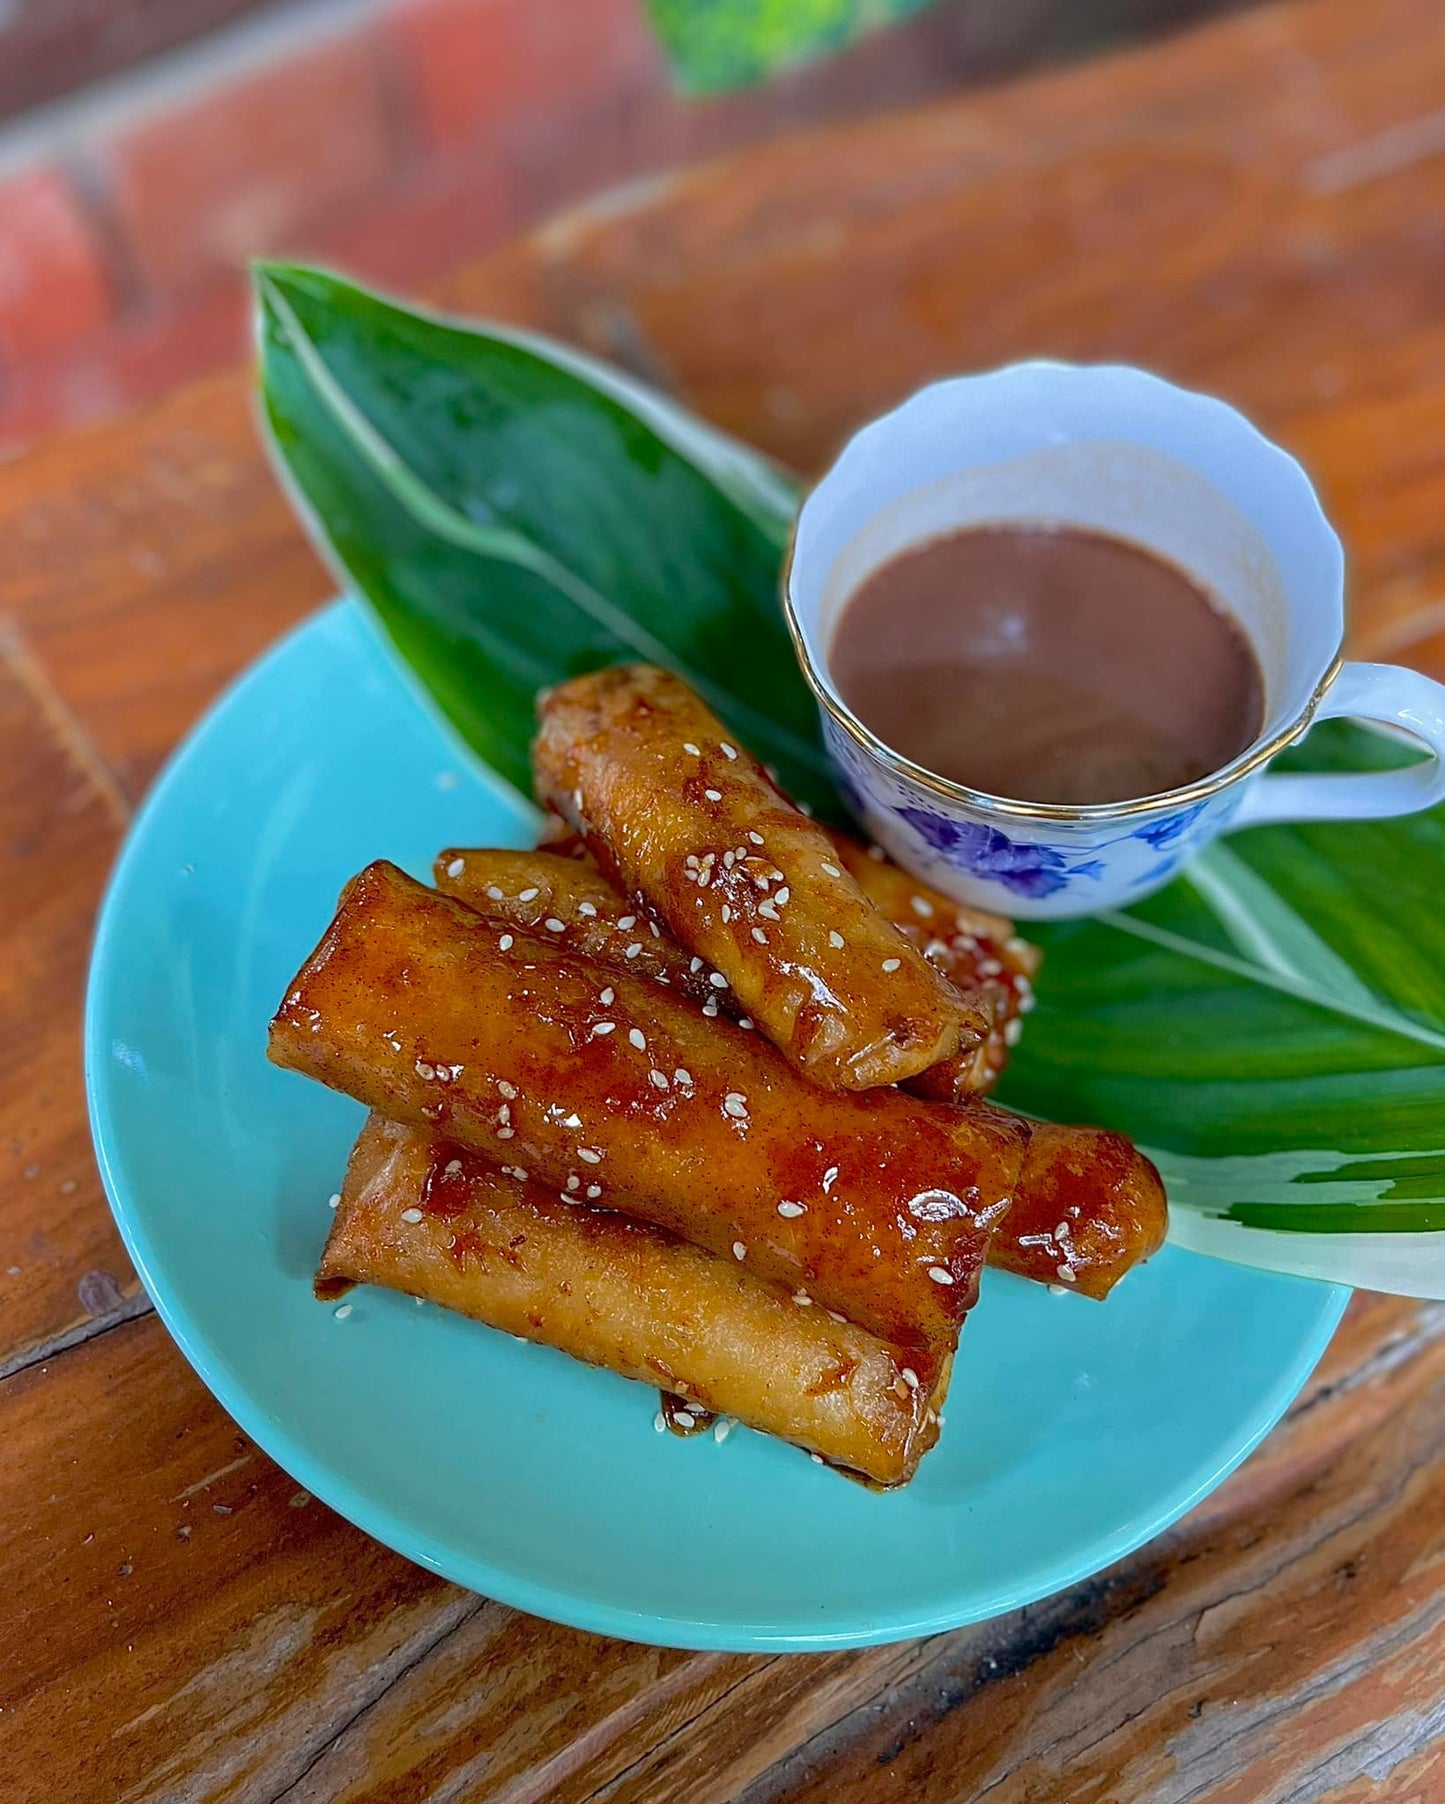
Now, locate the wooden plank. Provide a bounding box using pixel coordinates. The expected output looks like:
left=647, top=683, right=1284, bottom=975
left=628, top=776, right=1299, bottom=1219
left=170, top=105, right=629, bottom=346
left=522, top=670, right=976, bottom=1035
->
left=0, top=374, right=328, bottom=800
left=0, top=629, right=140, bottom=1369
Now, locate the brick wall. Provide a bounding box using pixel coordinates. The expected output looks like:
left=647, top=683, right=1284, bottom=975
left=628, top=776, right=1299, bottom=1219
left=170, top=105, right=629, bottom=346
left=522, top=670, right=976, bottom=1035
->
left=0, top=0, right=1245, bottom=453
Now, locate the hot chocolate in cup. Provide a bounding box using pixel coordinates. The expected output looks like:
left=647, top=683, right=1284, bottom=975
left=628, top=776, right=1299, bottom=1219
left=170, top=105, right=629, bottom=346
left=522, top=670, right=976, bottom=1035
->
left=783, top=362, right=1445, bottom=920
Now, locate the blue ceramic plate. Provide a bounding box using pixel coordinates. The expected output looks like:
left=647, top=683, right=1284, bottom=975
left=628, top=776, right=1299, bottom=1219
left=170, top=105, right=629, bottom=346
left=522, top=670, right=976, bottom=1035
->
left=86, top=602, right=1348, bottom=1651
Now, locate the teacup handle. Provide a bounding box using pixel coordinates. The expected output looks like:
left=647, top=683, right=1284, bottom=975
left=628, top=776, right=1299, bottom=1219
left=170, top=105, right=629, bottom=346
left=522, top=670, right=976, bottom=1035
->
left=1228, top=661, right=1445, bottom=829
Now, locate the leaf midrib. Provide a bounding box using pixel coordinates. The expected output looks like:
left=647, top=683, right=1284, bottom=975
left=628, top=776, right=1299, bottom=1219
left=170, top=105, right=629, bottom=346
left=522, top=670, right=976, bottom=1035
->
left=1097, top=909, right=1445, bottom=1057
left=258, top=270, right=830, bottom=782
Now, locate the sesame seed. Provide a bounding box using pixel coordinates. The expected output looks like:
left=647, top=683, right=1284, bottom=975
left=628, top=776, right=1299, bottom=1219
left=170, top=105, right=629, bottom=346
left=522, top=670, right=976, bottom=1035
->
left=545, top=918, right=566, bottom=932
left=980, top=958, right=1003, bottom=977
left=775, top=887, right=790, bottom=905
left=674, top=1068, right=693, bottom=1086
left=709, top=971, right=728, bottom=989
left=721, top=904, right=732, bottom=923
left=561, top=1112, right=582, bottom=1128
left=586, top=1184, right=602, bottom=1199
left=821, top=861, right=841, bottom=877
left=654, top=1411, right=667, bottom=1433
left=748, top=831, right=765, bottom=845
left=901, top=1367, right=920, bottom=1390
left=599, top=987, right=614, bottom=1005
left=485, top=884, right=503, bottom=899
left=618, top=915, right=636, bottom=930
left=558, top=1192, right=577, bottom=1206
left=1056, top=1263, right=1077, bottom=1283
left=927, top=1266, right=955, bottom=1285
left=778, top=1200, right=806, bottom=1218
left=625, top=943, right=642, bottom=958
left=649, top=1069, right=670, bottom=1090
left=674, top=1411, right=696, bottom=1430
left=758, top=901, right=778, bottom=921
left=518, top=887, right=539, bottom=901
left=751, top=928, right=768, bottom=944
left=650, top=921, right=662, bottom=937
left=723, top=1093, right=748, bottom=1118
left=578, top=1148, right=601, bottom=1164
left=882, top=958, right=901, bottom=973
left=334, top=1303, right=353, bottom=1320
left=690, top=957, right=703, bottom=973
left=733, top=1241, right=747, bottom=1260
left=737, top=1017, right=754, bottom=1030
left=446, top=858, right=466, bottom=878
left=578, top=901, right=597, bottom=917
left=629, top=1028, right=647, bottom=1050
left=1005, top=1018, right=1024, bottom=1045
left=828, top=930, right=845, bottom=949
left=827, top=1310, right=847, bottom=1324
left=498, top=1081, right=517, bottom=1099
left=822, top=1166, right=839, bottom=1192
left=566, top=1175, right=580, bottom=1191
left=714, top=1417, right=735, bottom=1442
left=684, top=742, right=701, bottom=755
left=592, top=1021, right=616, bottom=1036
left=794, top=1291, right=812, bottom=1306
left=810, top=1453, right=825, bottom=1464
left=497, top=1127, right=515, bottom=1140
left=512, top=1167, right=528, bottom=1180
left=327, top=1193, right=342, bottom=1210
left=400, top=1207, right=424, bottom=1223
left=444, top=1159, right=462, bottom=1176
left=702, top=1001, right=719, bottom=1017
left=499, top=933, right=514, bottom=951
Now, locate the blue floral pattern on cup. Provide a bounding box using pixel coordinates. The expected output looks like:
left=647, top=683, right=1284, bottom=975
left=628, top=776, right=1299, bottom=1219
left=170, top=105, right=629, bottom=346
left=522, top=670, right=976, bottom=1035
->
left=820, top=712, right=1234, bottom=919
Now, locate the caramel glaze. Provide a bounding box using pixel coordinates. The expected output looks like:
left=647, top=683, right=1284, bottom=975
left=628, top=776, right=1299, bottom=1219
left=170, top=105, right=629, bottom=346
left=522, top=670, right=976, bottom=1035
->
left=533, top=664, right=988, bottom=1090
left=434, top=846, right=1166, bottom=1297
left=271, top=861, right=1025, bottom=1352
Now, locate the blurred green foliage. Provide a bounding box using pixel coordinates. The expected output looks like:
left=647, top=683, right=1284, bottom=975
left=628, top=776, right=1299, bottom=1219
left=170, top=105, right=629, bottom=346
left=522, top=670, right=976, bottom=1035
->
left=643, top=0, right=935, bottom=93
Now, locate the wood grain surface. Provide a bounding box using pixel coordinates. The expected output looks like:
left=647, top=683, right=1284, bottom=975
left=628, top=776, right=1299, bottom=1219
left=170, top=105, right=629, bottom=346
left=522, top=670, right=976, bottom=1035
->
left=3, top=0, right=1444, bottom=1796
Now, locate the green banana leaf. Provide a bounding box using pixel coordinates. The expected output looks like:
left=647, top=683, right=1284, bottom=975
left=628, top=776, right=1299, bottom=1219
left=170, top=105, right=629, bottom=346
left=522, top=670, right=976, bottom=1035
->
left=254, top=263, right=1445, bottom=1297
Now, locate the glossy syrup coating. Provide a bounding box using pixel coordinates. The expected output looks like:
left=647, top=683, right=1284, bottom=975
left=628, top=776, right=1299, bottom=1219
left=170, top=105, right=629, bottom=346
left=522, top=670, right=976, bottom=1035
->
left=433, top=847, right=722, bottom=1013
left=984, top=1119, right=1168, bottom=1299
left=318, top=1117, right=950, bottom=1486
left=433, top=841, right=1162, bottom=1294
left=828, top=837, right=1042, bottom=1100
left=532, top=664, right=988, bottom=1091
left=269, top=862, right=1025, bottom=1350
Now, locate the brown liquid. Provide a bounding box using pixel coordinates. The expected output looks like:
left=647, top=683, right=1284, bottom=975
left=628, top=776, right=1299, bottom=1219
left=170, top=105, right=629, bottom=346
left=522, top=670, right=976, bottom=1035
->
left=830, top=524, right=1265, bottom=805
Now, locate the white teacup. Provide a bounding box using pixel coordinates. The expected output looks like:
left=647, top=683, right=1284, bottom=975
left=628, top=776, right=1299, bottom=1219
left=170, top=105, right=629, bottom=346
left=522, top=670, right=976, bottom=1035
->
left=784, top=362, right=1445, bottom=920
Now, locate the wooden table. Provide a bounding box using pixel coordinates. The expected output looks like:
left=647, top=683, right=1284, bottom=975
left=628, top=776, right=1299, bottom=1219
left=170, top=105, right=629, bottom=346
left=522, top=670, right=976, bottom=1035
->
left=4, top=0, right=1444, bottom=1795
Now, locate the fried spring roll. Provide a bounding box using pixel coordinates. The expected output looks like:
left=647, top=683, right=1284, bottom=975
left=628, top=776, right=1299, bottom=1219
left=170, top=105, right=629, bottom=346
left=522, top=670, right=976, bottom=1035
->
left=269, top=861, right=1024, bottom=1351
left=994, top=1121, right=1168, bottom=1299
left=318, top=1117, right=951, bottom=1486
left=829, top=839, right=1042, bottom=1099
left=434, top=848, right=721, bottom=1010
left=433, top=846, right=1163, bottom=1296
left=532, top=664, right=987, bottom=1090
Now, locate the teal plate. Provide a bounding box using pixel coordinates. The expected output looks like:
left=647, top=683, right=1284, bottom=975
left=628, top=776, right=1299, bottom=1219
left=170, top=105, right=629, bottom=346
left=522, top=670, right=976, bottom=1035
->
left=86, top=601, right=1348, bottom=1651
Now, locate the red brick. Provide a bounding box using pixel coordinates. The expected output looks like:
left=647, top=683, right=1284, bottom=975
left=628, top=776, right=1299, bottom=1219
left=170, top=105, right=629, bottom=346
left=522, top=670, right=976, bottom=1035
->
left=97, top=28, right=394, bottom=299
left=310, top=152, right=516, bottom=292
left=0, top=277, right=246, bottom=456
left=0, top=165, right=114, bottom=367
left=388, top=0, right=660, bottom=155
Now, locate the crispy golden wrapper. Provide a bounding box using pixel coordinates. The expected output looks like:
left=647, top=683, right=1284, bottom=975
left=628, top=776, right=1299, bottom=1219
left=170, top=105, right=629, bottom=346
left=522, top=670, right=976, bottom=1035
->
left=532, top=664, right=987, bottom=1090
left=269, top=861, right=1025, bottom=1351
left=318, top=1117, right=951, bottom=1486
left=828, top=839, right=1040, bottom=1099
